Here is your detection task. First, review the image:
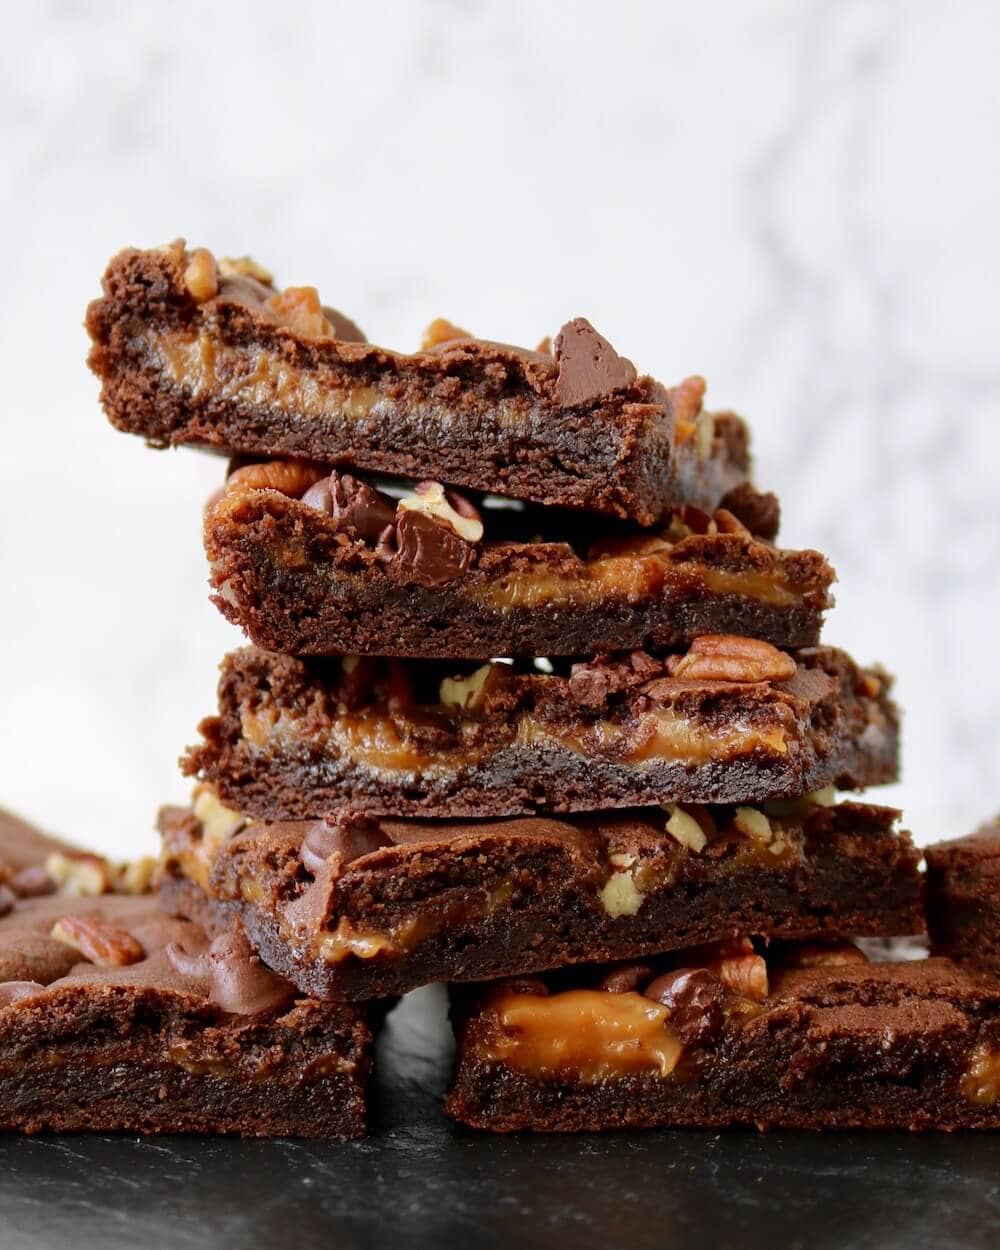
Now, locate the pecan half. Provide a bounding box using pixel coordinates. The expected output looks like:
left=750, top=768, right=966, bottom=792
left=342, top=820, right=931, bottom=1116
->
left=226, top=458, right=327, bottom=499
left=50, top=915, right=144, bottom=967
left=667, top=635, right=796, bottom=684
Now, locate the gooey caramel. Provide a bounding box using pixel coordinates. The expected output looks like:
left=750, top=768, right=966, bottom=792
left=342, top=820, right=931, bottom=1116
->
left=478, top=990, right=683, bottom=1081
left=242, top=701, right=789, bottom=780
left=961, top=1043, right=1000, bottom=1105
left=468, top=556, right=805, bottom=613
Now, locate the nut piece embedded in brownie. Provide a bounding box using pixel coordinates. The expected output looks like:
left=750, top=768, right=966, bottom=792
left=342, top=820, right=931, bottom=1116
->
left=445, top=939, right=1000, bottom=1132
left=0, top=812, right=374, bottom=1137
left=204, top=461, right=831, bottom=657
left=157, top=788, right=923, bottom=1001
left=181, top=641, right=899, bottom=820
left=926, top=816, right=1000, bottom=972
left=86, top=240, right=755, bottom=523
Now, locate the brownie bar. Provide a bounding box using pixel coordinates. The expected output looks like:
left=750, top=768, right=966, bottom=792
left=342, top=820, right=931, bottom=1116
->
left=86, top=241, right=753, bottom=523
left=158, top=788, right=922, bottom=1001
left=206, top=462, right=830, bottom=657
left=183, top=640, right=899, bottom=819
left=446, top=939, right=1000, bottom=1132
left=926, top=817, right=1000, bottom=971
left=0, top=815, right=373, bottom=1137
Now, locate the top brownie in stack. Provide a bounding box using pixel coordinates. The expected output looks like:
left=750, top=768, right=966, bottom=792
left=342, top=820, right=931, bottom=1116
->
left=87, top=241, right=835, bottom=659
left=86, top=241, right=753, bottom=523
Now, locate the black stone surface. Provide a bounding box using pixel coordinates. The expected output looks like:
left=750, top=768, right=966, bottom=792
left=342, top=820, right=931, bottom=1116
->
left=0, top=986, right=998, bottom=1250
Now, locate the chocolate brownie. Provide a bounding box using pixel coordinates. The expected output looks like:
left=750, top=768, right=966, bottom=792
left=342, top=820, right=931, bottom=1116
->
left=206, top=463, right=830, bottom=657
left=86, top=241, right=754, bottom=523
left=0, top=881, right=374, bottom=1137
left=926, top=817, right=1000, bottom=971
left=445, top=939, right=1000, bottom=1132
left=158, top=788, right=922, bottom=1001
left=182, top=640, right=899, bottom=819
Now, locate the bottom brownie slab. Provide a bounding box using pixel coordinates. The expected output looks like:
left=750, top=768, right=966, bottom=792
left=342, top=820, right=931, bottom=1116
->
left=0, top=830, right=374, bottom=1137
left=926, top=816, right=1000, bottom=973
left=446, top=940, right=1000, bottom=1133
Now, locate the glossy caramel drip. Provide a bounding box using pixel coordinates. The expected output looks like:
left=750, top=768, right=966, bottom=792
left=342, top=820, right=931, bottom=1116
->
left=478, top=990, right=683, bottom=1081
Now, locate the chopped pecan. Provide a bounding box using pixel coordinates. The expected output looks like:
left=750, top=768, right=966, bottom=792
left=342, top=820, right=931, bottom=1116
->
left=265, top=286, right=335, bottom=338
left=669, top=375, right=707, bottom=444
left=226, top=459, right=327, bottom=499
left=778, top=941, right=868, bottom=970
left=183, top=248, right=219, bottom=302
left=667, top=635, right=796, bottom=684
left=397, top=481, right=483, bottom=543
left=699, top=939, right=769, bottom=1001
left=44, top=852, right=114, bottom=897
left=50, top=915, right=144, bottom=967
left=421, top=318, right=471, bottom=350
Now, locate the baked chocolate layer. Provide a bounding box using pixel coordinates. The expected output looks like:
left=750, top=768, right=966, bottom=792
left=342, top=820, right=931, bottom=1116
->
left=926, top=817, right=1000, bottom=972
left=0, top=815, right=372, bottom=1137
left=207, top=463, right=830, bottom=657
left=182, top=641, right=899, bottom=819
left=158, top=790, right=922, bottom=1001
left=86, top=241, right=753, bottom=523
left=446, top=940, right=1000, bottom=1132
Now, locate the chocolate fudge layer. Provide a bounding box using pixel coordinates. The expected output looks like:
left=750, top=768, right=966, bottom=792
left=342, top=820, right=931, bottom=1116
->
left=0, top=884, right=374, bottom=1137
left=206, top=462, right=830, bottom=657
left=446, top=940, right=1000, bottom=1132
left=182, top=640, right=899, bottom=819
left=86, top=241, right=753, bottom=523
left=926, top=817, right=1000, bottom=972
left=158, top=788, right=922, bottom=1001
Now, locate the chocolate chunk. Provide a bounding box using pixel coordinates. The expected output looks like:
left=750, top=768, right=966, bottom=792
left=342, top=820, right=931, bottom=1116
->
left=379, top=509, right=474, bottom=588
left=568, top=651, right=663, bottom=708
left=719, top=482, right=781, bottom=543
left=0, top=886, right=15, bottom=918
left=321, top=306, right=367, bottom=344
left=597, top=963, right=655, bottom=994
left=553, top=318, right=637, bottom=407
left=330, top=471, right=397, bottom=542
left=300, top=814, right=392, bottom=876
left=644, top=967, right=727, bottom=1045
left=301, top=470, right=397, bottom=544
left=166, top=930, right=294, bottom=1016
left=0, top=980, right=45, bottom=1007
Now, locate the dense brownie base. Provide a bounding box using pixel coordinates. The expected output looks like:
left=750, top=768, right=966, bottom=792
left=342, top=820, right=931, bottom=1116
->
left=0, top=826, right=373, bottom=1137
left=446, top=944, right=1000, bottom=1132
left=183, top=643, right=899, bottom=819
left=159, top=795, right=922, bottom=1001
left=206, top=471, right=831, bottom=658
left=86, top=242, right=752, bottom=523
left=926, top=817, right=1000, bottom=972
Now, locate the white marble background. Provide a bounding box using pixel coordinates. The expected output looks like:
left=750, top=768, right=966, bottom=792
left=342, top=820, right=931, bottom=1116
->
left=0, top=0, right=997, bottom=857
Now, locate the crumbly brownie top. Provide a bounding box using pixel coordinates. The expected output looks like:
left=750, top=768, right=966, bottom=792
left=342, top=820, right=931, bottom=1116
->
left=208, top=461, right=811, bottom=596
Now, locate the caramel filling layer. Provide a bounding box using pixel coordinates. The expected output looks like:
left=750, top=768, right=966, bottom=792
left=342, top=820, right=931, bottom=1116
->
left=962, top=1043, right=1000, bottom=1106
left=477, top=990, right=683, bottom=1081
left=466, top=559, right=804, bottom=612
left=242, top=703, right=789, bottom=780
left=311, top=882, right=514, bottom=964
left=156, top=331, right=534, bottom=434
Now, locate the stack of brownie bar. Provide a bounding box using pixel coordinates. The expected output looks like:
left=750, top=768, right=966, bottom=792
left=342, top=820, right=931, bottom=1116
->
left=0, top=237, right=982, bottom=1137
